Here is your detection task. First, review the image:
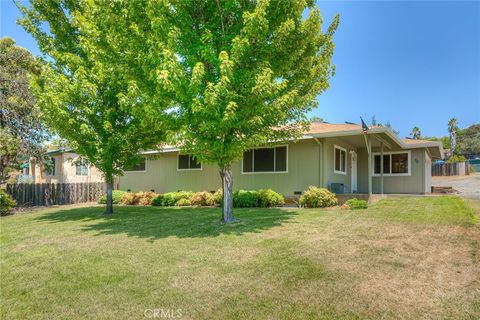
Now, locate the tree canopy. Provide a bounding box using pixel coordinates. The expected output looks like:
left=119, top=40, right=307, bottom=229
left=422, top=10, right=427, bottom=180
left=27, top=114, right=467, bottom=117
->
left=18, top=0, right=172, bottom=213
left=0, top=37, right=47, bottom=183
left=160, top=0, right=339, bottom=221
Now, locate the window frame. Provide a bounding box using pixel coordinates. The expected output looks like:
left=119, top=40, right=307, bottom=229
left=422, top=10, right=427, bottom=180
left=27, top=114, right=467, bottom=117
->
left=75, top=158, right=89, bottom=176
left=372, top=150, right=411, bottom=177
left=177, top=154, right=203, bottom=171
left=333, top=145, right=347, bottom=175
left=125, top=157, right=147, bottom=173
left=241, top=145, right=289, bottom=174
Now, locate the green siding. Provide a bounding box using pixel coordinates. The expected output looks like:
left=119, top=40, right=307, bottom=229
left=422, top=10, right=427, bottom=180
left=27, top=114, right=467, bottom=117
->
left=119, top=139, right=321, bottom=196
left=119, top=137, right=431, bottom=195
left=357, top=148, right=427, bottom=194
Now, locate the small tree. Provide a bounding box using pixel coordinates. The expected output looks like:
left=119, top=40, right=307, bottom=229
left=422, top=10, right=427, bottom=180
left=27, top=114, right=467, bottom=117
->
left=135, top=1, right=339, bottom=222
left=448, top=118, right=458, bottom=156
left=18, top=1, right=170, bottom=214
left=410, top=126, right=421, bottom=139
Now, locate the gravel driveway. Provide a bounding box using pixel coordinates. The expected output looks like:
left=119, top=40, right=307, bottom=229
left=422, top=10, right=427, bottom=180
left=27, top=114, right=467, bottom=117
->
left=432, top=173, right=480, bottom=200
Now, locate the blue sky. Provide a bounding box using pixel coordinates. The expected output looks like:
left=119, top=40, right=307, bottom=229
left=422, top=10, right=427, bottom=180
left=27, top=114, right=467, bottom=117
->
left=1, top=0, right=479, bottom=138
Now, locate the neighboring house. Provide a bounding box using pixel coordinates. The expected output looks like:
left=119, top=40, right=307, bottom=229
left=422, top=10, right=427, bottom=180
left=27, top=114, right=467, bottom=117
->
left=119, top=123, right=444, bottom=196
left=28, top=149, right=104, bottom=184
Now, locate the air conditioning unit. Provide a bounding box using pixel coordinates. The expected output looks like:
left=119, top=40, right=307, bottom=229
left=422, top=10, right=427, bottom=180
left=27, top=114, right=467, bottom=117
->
left=330, top=183, right=345, bottom=194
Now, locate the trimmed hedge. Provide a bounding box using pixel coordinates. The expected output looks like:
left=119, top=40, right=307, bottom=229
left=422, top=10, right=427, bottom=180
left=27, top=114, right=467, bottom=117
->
left=190, top=191, right=215, bottom=206
left=233, top=189, right=285, bottom=208
left=258, top=189, right=285, bottom=207
left=345, top=198, right=368, bottom=210
left=0, top=189, right=16, bottom=216
left=151, top=191, right=195, bottom=206
left=233, top=190, right=259, bottom=208
left=98, top=190, right=127, bottom=204
left=299, top=186, right=337, bottom=208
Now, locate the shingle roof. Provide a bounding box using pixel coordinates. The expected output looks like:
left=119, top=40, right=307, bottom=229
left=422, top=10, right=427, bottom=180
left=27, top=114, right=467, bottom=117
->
left=401, top=138, right=437, bottom=145
left=305, top=122, right=383, bottom=135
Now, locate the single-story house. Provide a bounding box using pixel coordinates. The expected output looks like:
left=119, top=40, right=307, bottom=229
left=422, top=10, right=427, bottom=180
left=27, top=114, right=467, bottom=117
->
left=27, top=149, right=104, bottom=184
left=119, top=122, right=444, bottom=196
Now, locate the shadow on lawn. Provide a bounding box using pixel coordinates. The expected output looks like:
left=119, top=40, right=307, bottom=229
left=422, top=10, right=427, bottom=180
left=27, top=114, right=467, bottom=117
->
left=34, top=206, right=297, bottom=239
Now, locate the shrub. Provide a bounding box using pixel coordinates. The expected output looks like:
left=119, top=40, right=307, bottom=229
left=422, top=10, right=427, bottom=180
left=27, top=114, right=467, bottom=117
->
left=0, top=189, right=16, bottom=215
left=257, top=189, right=285, bottom=207
left=345, top=198, right=368, bottom=210
left=299, top=186, right=338, bottom=208
left=151, top=194, right=164, bottom=206
left=137, top=191, right=157, bottom=206
left=151, top=191, right=195, bottom=206
left=121, top=192, right=140, bottom=205
left=174, top=191, right=194, bottom=203
left=98, top=190, right=126, bottom=204
left=176, top=198, right=191, bottom=206
left=213, top=188, right=223, bottom=205
left=190, top=191, right=215, bottom=206
left=233, top=190, right=259, bottom=208
left=161, top=192, right=177, bottom=206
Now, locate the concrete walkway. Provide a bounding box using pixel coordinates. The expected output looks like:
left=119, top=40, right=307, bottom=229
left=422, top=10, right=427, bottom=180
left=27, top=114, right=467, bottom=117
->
left=432, top=173, right=480, bottom=200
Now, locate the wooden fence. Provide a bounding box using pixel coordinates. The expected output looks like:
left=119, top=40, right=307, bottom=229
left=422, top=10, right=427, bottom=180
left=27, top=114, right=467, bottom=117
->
left=5, top=182, right=106, bottom=207
left=432, top=162, right=469, bottom=176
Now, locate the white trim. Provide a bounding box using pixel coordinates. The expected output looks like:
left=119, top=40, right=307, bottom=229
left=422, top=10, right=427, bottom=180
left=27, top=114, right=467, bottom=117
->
left=125, top=156, right=147, bottom=173
left=74, top=158, right=89, bottom=176
left=333, top=144, right=347, bottom=175
left=177, top=154, right=203, bottom=171
left=241, top=145, right=289, bottom=174
left=372, top=150, right=411, bottom=177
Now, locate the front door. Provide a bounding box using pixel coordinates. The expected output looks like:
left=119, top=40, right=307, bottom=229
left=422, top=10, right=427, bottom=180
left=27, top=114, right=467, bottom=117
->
left=351, top=151, right=357, bottom=193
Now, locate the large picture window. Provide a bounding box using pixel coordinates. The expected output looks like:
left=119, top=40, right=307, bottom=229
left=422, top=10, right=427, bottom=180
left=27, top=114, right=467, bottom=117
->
left=75, top=158, right=89, bottom=176
left=126, top=157, right=146, bottom=172
left=374, top=151, right=410, bottom=176
left=242, top=146, right=287, bottom=173
left=178, top=154, right=202, bottom=170
left=334, top=145, right=347, bottom=175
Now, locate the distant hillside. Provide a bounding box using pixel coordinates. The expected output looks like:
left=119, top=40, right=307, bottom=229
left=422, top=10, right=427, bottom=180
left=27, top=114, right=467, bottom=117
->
left=423, top=123, right=480, bottom=156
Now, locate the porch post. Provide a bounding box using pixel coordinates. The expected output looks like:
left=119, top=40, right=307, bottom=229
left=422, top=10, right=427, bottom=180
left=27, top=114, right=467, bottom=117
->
left=367, top=135, right=372, bottom=196
left=380, top=142, right=384, bottom=195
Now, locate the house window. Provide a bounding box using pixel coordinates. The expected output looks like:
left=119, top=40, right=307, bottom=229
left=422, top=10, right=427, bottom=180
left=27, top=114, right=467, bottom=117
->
left=45, top=157, right=56, bottom=176
left=127, top=157, right=146, bottom=172
left=242, top=146, right=287, bottom=173
left=178, top=154, right=201, bottom=170
left=334, top=145, right=346, bottom=175
left=374, top=152, right=410, bottom=175
left=75, top=158, right=89, bottom=176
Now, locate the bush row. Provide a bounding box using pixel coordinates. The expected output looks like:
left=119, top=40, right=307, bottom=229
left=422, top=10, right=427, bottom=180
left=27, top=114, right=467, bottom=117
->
left=96, top=186, right=366, bottom=209
left=98, top=188, right=285, bottom=208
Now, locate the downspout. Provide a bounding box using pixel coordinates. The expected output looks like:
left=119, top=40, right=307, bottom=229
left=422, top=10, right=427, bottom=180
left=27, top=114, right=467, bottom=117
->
left=314, top=138, right=323, bottom=187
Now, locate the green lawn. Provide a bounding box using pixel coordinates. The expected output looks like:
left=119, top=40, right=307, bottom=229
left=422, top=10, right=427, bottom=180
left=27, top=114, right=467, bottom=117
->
left=1, top=197, right=479, bottom=319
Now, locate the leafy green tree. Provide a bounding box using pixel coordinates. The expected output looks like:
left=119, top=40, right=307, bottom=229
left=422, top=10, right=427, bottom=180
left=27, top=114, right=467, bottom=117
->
left=134, top=1, right=338, bottom=222
left=456, top=123, right=480, bottom=156
left=410, top=126, right=421, bottom=139
left=18, top=1, right=171, bottom=214
left=448, top=118, right=458, bottom=156
left=0, top=37, right=47, bottom=183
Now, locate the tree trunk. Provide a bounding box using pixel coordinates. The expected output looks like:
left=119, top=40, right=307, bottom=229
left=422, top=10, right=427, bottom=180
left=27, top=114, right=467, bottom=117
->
left=220, top=164, right=234, bottom=223
left=104, top=176, right=114, bottom=215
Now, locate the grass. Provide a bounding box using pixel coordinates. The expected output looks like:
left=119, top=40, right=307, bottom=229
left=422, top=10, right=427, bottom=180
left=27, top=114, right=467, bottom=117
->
left=1, top=196, right=479, bottom=319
